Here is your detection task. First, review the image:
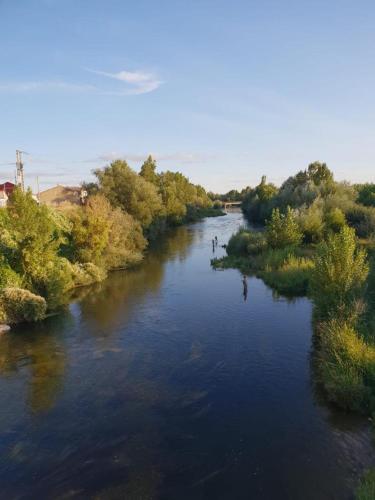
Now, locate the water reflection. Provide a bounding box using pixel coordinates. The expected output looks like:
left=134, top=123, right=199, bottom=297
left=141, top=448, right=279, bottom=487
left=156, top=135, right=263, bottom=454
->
left=0, top=326, right=66, bottom=414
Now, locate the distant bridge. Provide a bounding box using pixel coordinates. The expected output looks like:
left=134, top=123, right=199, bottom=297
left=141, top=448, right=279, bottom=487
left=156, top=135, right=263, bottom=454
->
left=223, top=201, right=242, bottom=210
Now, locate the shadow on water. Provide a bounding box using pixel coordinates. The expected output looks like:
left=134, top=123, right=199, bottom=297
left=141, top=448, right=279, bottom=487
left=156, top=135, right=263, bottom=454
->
left=0, top=214, right=374, bottom=499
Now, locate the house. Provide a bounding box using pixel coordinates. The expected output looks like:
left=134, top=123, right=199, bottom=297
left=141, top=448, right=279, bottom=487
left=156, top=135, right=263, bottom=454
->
left=39, top=185, right=87, bottom=209
left=0, top=181, right=15, bottom=207
left=0, top=181, right=15, bottom=196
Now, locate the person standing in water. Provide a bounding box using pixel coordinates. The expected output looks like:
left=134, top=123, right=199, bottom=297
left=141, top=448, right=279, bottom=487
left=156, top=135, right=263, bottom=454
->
left=242, top=275, right=248, bottom=301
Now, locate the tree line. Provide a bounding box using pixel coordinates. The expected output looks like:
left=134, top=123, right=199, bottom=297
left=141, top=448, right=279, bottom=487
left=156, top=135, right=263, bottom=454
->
left=0, top=156, right=221, bottom=324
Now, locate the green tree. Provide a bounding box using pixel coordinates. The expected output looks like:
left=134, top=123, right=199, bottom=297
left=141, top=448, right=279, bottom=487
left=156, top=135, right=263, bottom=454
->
left=310, top=225, right=369, bottom=318
left=0, top=188, right=71, bottom=304
left=266, top=207, right=303, bottom=248
left=67, top=194, right=147, bottom=270
left=139, top=155, right=158, bottom=184
left=95, top=160, right=163, bottom=227
left=307, top=161, right=334, bottom=186
left=357, top=183, right=375, bottom=207
left=324, top=207, right=346, bottom=233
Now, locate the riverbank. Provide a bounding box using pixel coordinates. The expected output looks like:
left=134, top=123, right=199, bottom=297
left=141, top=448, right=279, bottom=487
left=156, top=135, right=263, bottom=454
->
left=0, top=205, right=226, bottom=327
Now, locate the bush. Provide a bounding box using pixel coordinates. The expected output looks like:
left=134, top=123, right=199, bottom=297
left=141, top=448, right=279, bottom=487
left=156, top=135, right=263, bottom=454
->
left=262, top=255, right=314, bottom=295
left=69, top=262, right=107, bottom=287
left=296, top=200, right=324, bottom=243
left=227, top=229, right=253, bottom=256
left=310, top=226, right=369, bottom=318
left=266, top=207, right=303, bottom=249
left=324, top=207, right=346, bottom=233
left=346, top=205, right=375, bottom=239
left=0, top=288, right=47, bottom=324
left=0, top=262, right=22, bottom=289
left=318, top=320, right=375, bottom=412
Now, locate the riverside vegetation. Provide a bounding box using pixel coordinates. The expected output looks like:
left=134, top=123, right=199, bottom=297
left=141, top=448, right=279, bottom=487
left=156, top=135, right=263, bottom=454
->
left=0, top=156, right=223, bottom=325
left=212, top=162, right=375, bottom=497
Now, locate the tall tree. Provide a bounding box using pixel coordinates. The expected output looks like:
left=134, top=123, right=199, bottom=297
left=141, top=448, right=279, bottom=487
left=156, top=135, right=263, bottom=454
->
left=95, top=160, right=163, bottom=227
left=140, top=155, right=158, bottom=184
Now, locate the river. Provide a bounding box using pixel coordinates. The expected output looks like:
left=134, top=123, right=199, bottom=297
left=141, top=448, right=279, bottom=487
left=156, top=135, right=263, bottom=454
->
left=0, top=212, right=373, bottom=499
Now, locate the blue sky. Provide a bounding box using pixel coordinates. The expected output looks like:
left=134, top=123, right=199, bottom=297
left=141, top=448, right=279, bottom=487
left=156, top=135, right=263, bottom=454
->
left=0, top=0, right=374, bottom=192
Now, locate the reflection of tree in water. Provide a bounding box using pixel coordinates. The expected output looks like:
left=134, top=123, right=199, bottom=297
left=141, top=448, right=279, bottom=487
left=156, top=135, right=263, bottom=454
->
left=71, top=225, right=196, bottom=332
left=0, top=323, right=67, bottom=414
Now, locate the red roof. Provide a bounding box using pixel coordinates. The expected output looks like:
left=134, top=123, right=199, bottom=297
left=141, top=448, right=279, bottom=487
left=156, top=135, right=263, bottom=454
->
left=0, top=182, right=15, bottom=195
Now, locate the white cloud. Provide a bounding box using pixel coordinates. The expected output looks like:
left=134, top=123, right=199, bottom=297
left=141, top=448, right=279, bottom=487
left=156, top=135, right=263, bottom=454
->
left=85, top=68, right=163, bottom=95
left=0, top=68, right=163, bottom=96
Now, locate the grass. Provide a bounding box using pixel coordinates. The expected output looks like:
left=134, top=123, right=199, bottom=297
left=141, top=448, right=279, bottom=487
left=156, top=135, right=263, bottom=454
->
left=212, top=245, right=314, bottom=296
left=261, top=255, right=314, bottom=296
left=356, top=469, right=375, bottom=500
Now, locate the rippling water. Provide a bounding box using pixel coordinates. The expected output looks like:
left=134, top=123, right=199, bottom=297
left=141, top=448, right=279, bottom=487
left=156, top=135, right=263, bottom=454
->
left=0, top=212, right=373, bottom=499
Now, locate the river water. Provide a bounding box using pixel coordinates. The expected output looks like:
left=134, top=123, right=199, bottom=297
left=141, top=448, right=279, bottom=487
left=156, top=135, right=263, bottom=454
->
left=0, top=212, right=373, bottom=499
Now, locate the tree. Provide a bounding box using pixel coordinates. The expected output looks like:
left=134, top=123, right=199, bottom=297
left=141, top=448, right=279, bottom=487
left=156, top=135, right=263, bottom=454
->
left=0, top=188, right=71, bottom=304
left=310, top=225, right=368, bottom=318
left=67, top=194, right=147, bottom=270
left=68, top=195, right=112, bottom=265
left=266, top=207, right=303, bottom=248
left=357, top=183, right=375, bottom=207
left=324, top=207, right=346, bottom=233
left=307, top=161, right=334, bottom=186
left=95, top=160, right=163, bottom=227
left=139, top=155, right=158, bottom=185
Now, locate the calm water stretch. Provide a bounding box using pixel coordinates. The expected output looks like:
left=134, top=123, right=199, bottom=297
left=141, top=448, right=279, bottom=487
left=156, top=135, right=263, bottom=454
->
left=0, top=212, right=373, bottom=499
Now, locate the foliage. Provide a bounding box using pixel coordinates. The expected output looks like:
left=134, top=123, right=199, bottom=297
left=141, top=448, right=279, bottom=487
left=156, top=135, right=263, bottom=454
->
left=296, top=199, right=325, bottom=243
left=69, top=262, right=107, bottom=287
left=307, top=161, right=334, bottom=186
left=345, top=205, right=375, bottom=239
left=318, top=319, right=375, bottom=412
left=0, top=188, right=71, bottom=306
left=262, top=255, right=314, bottom=296
left=0, top=260, right=22, bottom=289
left=95, top=160, right=163, bottom=227
left=0, top=288, right=47, bottom=323
left=310, top=226, right=369, bottom=318
left=357, top=183, right=375, bottom=207
left=242, top=176, right=278, bottom=223
left=266, top=207, right=303, bottom=249
left=324, top=207, right=346, bottom=233
left=356, top=469, right=375, bottom=500
left=227, top=229, right=267, bottom=256
left=66, top=194, right=147, bottom=269
left=139, top=155, right=158, bottom=184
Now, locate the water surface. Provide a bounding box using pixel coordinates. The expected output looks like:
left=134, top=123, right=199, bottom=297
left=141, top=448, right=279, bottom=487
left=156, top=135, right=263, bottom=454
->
left=0, top=212, right=373, bottom=499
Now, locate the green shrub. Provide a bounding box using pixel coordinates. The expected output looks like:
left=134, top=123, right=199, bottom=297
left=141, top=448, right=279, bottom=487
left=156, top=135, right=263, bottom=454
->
left=262, top=256, right=314, bottom=295
left=318, top=319, right=375, bottom=412
left=0, top=262, right=22, bottom=289
left=346, top=205, right=375, bottom=239
left=227, top=229, right=252, bottom=256
left=70, top=262, right=107, bottom=287
left=324, top=207, right=346, bottom=233
left=0, top=287, right=47, bottom=324
left=266, top=207, right=303, bottom=249
left=296, top=201, right=324, bottom=243
left=356, top=469, right=375, bottom=500
left=310, top=226, right=369, bottom=318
